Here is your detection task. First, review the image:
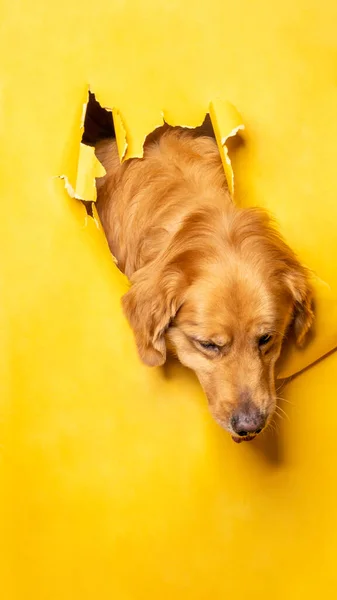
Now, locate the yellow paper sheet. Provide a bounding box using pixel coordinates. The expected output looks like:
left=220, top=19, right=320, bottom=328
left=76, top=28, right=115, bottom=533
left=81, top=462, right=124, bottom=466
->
left=1, top=0, right=337, bottom=598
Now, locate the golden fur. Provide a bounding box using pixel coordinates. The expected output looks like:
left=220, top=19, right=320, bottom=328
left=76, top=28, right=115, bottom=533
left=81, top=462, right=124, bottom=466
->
left=95, top=127, right=314, bottom=442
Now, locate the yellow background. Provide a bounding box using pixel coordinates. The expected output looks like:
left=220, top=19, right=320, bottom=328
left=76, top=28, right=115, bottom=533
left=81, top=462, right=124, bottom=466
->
left=1, top=1, right=337, bottom=598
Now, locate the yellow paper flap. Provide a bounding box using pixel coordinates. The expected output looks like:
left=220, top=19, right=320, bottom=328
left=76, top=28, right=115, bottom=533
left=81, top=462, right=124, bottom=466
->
left=209, top=99, right=245, bottom=195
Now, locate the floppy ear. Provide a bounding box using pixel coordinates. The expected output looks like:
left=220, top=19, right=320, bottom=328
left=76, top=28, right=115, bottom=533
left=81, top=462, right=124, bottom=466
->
left=122, top=267, right=185, bottom=367
left=257, top=210, right=315, bottom=348
left=283, top=266, right=315, bottom=347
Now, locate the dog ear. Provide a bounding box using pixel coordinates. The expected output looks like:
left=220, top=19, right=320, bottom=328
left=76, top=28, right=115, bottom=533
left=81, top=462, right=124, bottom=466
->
left=122, top=266, right=185, bottom=367
left=255, top=210, right=315, bottom=348
left=283, top=265, right=315, bottom=347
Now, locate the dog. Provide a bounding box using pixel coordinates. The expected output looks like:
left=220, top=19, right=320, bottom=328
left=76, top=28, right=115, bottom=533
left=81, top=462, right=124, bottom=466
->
left=95, top=126, right=314, bottom=443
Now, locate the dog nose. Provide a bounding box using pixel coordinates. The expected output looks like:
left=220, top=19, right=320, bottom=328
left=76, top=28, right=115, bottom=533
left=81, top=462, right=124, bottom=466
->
left=231, top=406, right=266, bottom=437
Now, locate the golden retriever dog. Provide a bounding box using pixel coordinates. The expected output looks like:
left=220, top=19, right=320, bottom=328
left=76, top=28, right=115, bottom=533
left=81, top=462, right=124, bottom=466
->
left=95, top=126, right=314, bottom=443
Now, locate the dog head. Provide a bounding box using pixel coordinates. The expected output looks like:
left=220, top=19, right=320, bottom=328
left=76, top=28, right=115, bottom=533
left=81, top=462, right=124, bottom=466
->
left=122, top=207, right=314, bottom=441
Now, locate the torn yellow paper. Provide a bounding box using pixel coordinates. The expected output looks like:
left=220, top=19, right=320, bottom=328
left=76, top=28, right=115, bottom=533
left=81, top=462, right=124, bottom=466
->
left=112, top=108, right=128, bottom=162
left=75, top=143, right=106, bottom=202
left=68, top=93, right=333, bottom=382
left=77, top=96, right=243, bottom=200
left=209, top=99, right=245, bottom=196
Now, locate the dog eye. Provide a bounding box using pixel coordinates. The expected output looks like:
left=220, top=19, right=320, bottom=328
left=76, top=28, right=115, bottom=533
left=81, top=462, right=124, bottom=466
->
left=198, top=341, right=220, bottom=352
left=258, top=334, right=272, bottom=347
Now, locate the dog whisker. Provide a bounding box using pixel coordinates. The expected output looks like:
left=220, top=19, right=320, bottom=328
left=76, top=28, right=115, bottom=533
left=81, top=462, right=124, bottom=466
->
left=266, top=419, right=278, bottom=435
left=276, top=395, right=294, bottom=406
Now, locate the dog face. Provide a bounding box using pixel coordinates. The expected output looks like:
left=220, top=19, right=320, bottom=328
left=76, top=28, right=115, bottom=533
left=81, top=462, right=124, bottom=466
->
left=167, top=267, right=298, bottom=442
left=122, top=208, right=314, bottom=441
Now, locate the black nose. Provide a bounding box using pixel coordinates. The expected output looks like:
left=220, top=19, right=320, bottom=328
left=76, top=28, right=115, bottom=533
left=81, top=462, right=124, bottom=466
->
left=231, top=406, right=266, bottom=437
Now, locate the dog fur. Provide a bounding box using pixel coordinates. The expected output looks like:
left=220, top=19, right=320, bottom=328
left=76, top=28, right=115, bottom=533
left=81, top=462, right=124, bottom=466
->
left=95, top=127, right=314, bottom=441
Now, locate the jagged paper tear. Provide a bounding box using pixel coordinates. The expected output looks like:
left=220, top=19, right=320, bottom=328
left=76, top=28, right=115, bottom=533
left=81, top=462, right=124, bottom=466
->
left=209, top=99, right=245, bottom=196
left=69, top=95, right=244, bottom=202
